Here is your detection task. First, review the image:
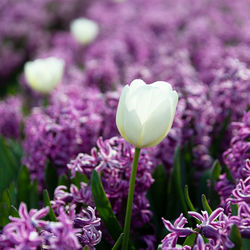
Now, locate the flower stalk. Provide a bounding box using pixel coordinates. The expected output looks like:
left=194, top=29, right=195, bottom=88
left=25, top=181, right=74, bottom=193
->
left=122, top=147, right=141, bottom=250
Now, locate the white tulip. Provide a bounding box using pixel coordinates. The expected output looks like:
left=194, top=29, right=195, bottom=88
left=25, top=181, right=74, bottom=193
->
left=116, top=79, right=178, bottom=148
left=24, top=57, right=65, bottom=94
left=70, top=18, right=99, bottom=45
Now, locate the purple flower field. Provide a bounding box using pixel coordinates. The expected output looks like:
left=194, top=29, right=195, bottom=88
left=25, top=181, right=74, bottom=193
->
left=0, top=0, right=249, bottom=249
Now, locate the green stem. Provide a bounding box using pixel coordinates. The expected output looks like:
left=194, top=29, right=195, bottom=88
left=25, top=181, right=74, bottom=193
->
left=122, top=148, right=141, bottom=250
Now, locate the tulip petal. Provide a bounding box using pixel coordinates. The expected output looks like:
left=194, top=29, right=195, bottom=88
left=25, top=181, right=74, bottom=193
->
left=123, top=108, right=143, bottom=147
left=125, top=79, right=146, bottom=110
left=116, top=85, right=129, bottom=139
left=151, top=81, right=173, bottom=92
left=140, top=97, right=173, bottom=148
left=171, top=90, right=179, bottom=113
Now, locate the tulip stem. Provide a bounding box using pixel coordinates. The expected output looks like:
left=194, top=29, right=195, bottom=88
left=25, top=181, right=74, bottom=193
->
left=122, top=147, right=141, bottom=250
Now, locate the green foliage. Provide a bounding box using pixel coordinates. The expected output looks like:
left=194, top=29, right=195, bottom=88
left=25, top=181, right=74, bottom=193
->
left=29, top=180, right=39, bottom=209
left=45, top=160, right=58, bottom=198
left=201, top=194, right=213, bottom=215
left=230, top=202, right=238, bottom=216
left=184, top=185, right=196, bottom=212
left=196, top=160, right=221, bottom=210
left=43, top=190, right=57, bottom=222
left=183, top=233, right=197, bottom=246
left=72, top=171, right=88, bottom=188
left=17, top=165, right=31, bottom=205
left=242, top=238, right=250, bottom=249
left=0, top=189, right=11, bottom=226
left=229, top=224, right=243, bottom=250
left=91, top=170, right=123, bottom=241
left=167, top=146, right=188, bottom=218
left=147, top=164, right=167, bottom=241
left=58, top=173, right=70, bottom=187
left=210, top=110, right=231, bottom=158
left=0, top=136, right=19, bottom=197
left=111, top=233, right=124, bottom=250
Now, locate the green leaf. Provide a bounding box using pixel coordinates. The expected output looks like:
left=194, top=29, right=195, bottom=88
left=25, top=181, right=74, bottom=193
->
left=29, top=180, right=39, bottom=209
left=167, top=146, right=188, bottom=218
left=43, top=190, right=57, bottom=222
left=17, top=165, right=31, bottom=206
left=210, top=160, right=221, bottom=180
left=147, top=164, right=167, bottom=238
left=7, top=182, right=16, bottom=206
left=0, top=136, right=19, bottom=196
left=223, top=164, right=234, bottom=183
left=183, top=233, right=197, bottom=246
left=10, top=205, right=19, bottom=218
left=201, top=194, right=213, bottom=215
left=7, top=139, right=23, bottom=165
left=208, top=160, right=221, bottom=208
left=0, top=189, right=11, bottom=226
left=184, top=185, right=196, bottom=212
left=229, top=224, right=243, bottom=250
left=111, top=233, right=124, bottom=250
left=91, top=170, right=122, bottom=241
left=72, top=172, right=88, bottom=189
left=242, top=238, right=250, bottom=249
left=230, top=202, right=238, bottom=216
left=58, top=174, right=70, bottom=187
left=45, top=161, right=58, bottom=198
left=210, top=110, right=231, bottom=158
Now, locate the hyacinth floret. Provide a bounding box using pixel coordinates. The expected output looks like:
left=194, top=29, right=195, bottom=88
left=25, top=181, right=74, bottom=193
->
left=0, top=203, right=48, bottom=249
left=223, top=111, right=250, bottom=181
left=161, top=213, right=194, bottom=248
left=0, top=199, right=101, bottom=249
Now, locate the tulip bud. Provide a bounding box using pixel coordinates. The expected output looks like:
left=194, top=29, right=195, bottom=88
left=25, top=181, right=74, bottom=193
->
left=116, top=79, right=178, bottom=148
left=24, top=57, right=65, bottom=94
left=70, top=18, right=99, bottom=45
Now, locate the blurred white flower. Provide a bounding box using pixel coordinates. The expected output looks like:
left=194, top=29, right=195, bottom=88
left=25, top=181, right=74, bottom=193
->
left=24, top=57, right=64, bottom=94
left=116, top=79, right=178, bottom=148
left=70, top=18, right=99, bottom=45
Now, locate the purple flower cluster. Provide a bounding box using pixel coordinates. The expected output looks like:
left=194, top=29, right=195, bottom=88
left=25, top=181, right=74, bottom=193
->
left=223, top=112, right=250, bottom=181
left=0, top=200, right=101, bottom=249
left=68, top=136, right=156, bottom=247
left=215, top=112, right=250, bottom=204
left=161, top=204, right=249, bottom=250
left=0, top=96, right=23, bottom=139
left=161, top=114, right=250, bottom=249
left=22, top=84, right=118, bottom=185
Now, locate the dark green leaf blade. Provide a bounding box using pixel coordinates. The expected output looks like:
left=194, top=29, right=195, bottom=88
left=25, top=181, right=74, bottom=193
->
left=184, top=185, right=196, bottom=212
left=0, top=136, right=19, bottom=196
left=147, top=164, right=167, bottom=239
left=58, top=174, right=70, bottom=187
left=201, top=194, right=213, bottom=215
left=167, top=146, right=188, bottom=218
left=0, top=189, right=11, bottom=226
left=111, top=233, right=124, bottom=250
left=45, top=161, right=58, bottom=198
left=91, top=170, right=122, bottom=241
left=43, top=190, right=57, bottom=222
left=183, top=233, right=197, bottom=246
left=17, top=165, right=31, bottom=207
left=29, top=180, right=39, bottom=209
left=229, top=224, right=243, bottom=250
